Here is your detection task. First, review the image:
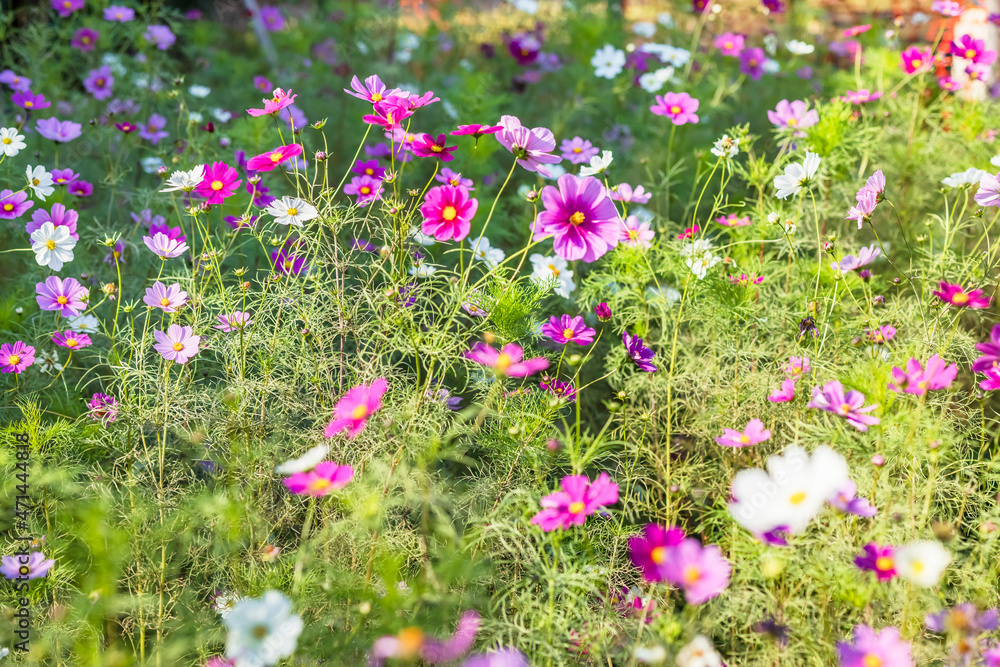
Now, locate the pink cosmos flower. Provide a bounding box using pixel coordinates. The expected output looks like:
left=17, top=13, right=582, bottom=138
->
left=412, top=133, right=458, bottom=161
left=36, top=117, right=82, bottom=142
left=560, top=136, right=600, bottom=164
left=247, top=144, right=304, bottom=172
left=932, top=0, right=962, bottom=16
left=344, top=74, right=396, bottom=103
left=628, top=524, right=686, bottom=582
left=619, top=215, right=655, bottom=248
left=660, top=537, right=731, bottom=604
left=966, top=63, right=991, bottom=82
left=729, top=273, right=764, bottom=286
left=282, top=461, right=355, bottom=496
left=530, top=473, right=619, bottom=532
left=0, top=341, right=35, bottom=373
left=888, top=355, right=958, bottom=395
left=843, top=24, right=872, bottom=37
left=866, top=325, right=897, bottom=344
left=951, top=34, right=996, bottom=65
left=354, top=159, right=387, bottom=180
left=247, top=87, right=297, bottom=116
left=27, top=204, right=79, bottom=240
left=435, top=168, right=473, bottom=189
left=714, top=32, right=745, bottom=56
left=532, top=174, right=620, bottom=263
left=0, top=190, right=33, bottom=219
left=832, top=244, right=881, bottom=274
left=715, top=418, right=771, bottom=448
left=608, top=183, right=651, bottom=204
left=854, top=544, right=897, bottom=581
left=715, top=213, right=751, bottom=227
left=451, top=124, right=503, bottom=139
left=0, top=552, right=54, bottom=579
left=143, top=282, right=188, bottom=312
left=977, top=172, right=1000, bottom=207
left=87, top=393, right=118, bottom=424
left=363, top=96, right=414, bottom=131
left=933, top=281, right=992, bottom=309
left=980, top=368, right=1000, bottom=391
left=837, top=625, right=912, bottom=667
left=901, top=46, right=933, bottom=74
left=783, top=356, right=811, bottom=379
left=650, top=92, right=699, bottom=125
left=323, top=378, right=388, bottom=438
left=195, top=162, right=242, bottom=205
left=51, top=331, right=92, bottom=350
left=842, top=89, right=883, bottom=104
left=494, top=115, right=561, bottom=176
left=541, top=315, right=596, bottom=346
left=464, top=343, right=549, bottom=377
left=215, top=312, right=254, bottom=332
left=370, top=611, right=480, bottom=667
left=767, top=379, right=797, bottom=403
left=344, top=175, right=384, bottom=207
left=808, top=380, right=880, bottom=431
left=740, top=47, right=766, bottom=80
left=153, top=324, right=200, bottom=364
left=36, top=276, right=88, bottom=317
left=144, top=232, right=189, bottom=259
left=767, top=99, right=819, bottom=136
left=420, top=185, right=478, bottom=242
left=939, top=76, right=964, bottom=92
left=677, top=225, right=700, bottom=240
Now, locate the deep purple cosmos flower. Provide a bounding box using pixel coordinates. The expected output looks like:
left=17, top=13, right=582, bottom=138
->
left=36, top=276, right=88, bottom=317
left=530, top=473, right=619, bottom=531
left=87, top=393, right=119, bottom=424
left=508, top=31, right=542, bottom=65
left=13, top=91, right=51, bottom=110
left=837, top=625, right=912, bottom=667
left=807, top=380, right=880, bottom=431
left=629, top=524, right=686, bottom=582
left=272, top=245, right=308, bottom=275
left=541, top=314, right=596, bottom=345
left=0, top=341, right=35, bottom=374
left=532, top=174, right=620, bottom=262
left=353, top=159, right=386, bottom=180
left=539, top=376, right=577, bottom=402
left=71, top=27, right=99, bottom=51
left=494, top=115, right=561, bottom=176
left=650, top=92, right=699, bottom=125
left=153, top=324, right=200, bottom=364
left=594, top=303, right=612, bottom=321
left=83, top=66, right=115, bottom=101
left=740, top=47, right=766, bottom=80
left=36, top=117, right=82, bottom=142
left=623, top=332, right=656, bottom=371
left=68, top=180, right=93, bottom=197
left=52, top=0, right=84, bottom=17
left=855, top=543, right=897, bottom=581
left=464, top=343, right=549, bottom=377
left=1, top=552, right=54, bottom=579
left=259, top=6, right=285, bottom=30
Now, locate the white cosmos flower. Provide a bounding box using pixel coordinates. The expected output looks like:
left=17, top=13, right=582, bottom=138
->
left=35, top=349, right=63, bottom=374
left=686, top=253, right=720, bottom=280
left=275, top=444, right=329, bottom=475
left=774, top=151, right=821, bottom=199
left=941, top=167, right=987, bottom=188
left=214, top=592, right=245, bottom=618
left=469, top=236, right=505, bottom=267
left=632, top=21, right=656, bottom=38
left=680, top=238, right=714, bottom=258
left=141, top=156, right=165, bottom=174
left=991, top=154, right=1000, bottom=168
left=729, top=444, right=849, bottom=537
left=66, top=314, right=100, bottom=333
left=530, top=253, right=575, bottom=298
left=711, top=135, right=739, bottom=158
left=211, top=107, right=233, bottom=123
left=410, top=229, right=437, bottom=247
left=188, top=84, right=211, bottom=98
left=266, top=196, right=318, bottom=227
left=160, top=165, right=206, bottom=193
left=31, top=221, right=76, bottom=271
left=0, top=127, right=26, bottom=157
left=895, top=540, right=951, bottom=587
left=786, top=39, right=815, bottom=55
left=580, top=150, right=614, bottom=177
left=591, top=44, right=626, bottom=79
left=224, top=591, right=303, bottom=667
left=657, top=12, right=674, bottom=28
left=676, top=635, right=722, bottom=667
left=639, top=72, right=666, bottom=93
left=25, top=165, right=54, bottom=201
left=409, top=262, right=437, bottom=277
left=542, top=163, right=567, bottom=180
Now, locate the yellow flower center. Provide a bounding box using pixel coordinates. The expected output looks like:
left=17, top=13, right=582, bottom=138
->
left=160, top=297, right=171, bottom=307
left=269, top=151, right=283, bottom=162
left=839, top=403, right=853, bottom=415
left=966, top=48, right=976, bottom=59
left=308, top=477, right=331, bottom=492
left=911, top=58, right=921, bottom=68
left=569, top=211, right=586, bottom=226
left=82, top=37, right=90, bottom=43
left=495, top=353, right=512, bottom=370
left=25, top=101, right=33, bottom=108
left=787, top=118, right=798, bottom=126
left=724, top=41, right=732, bottom=49
left=57, top=295, right=68, bottom=305
left=8, top=354, right=20, bottom=365
left=360, top=186, right=371, bottom=195
left=572, top=147, right=582, bottom=153
left=66, top=338, right=78, bottom=348
left=875, top=556, right=893, bottom=571
left=788, top=491, right=807, bottom=505
left=669, top=105, right=681, bottom=114
left=371, top=92, right=383, bottom=102
left=952, top=291, right=969, bottom=304
left=1, top=138, right=10, bottom=144
left=252, top=625, right=269, bottom=639
left=628, top=230, right=639, bottom=240
left=749, top=58, right=758, bottom=66
left=365, top=168, right=374, bottom=175
left=562, top=328, right=575, bottom=339
left=910, top=560, right=924, bottom=574
left=650, top=546, right=666, bottom=564
left=2, top=204, right=12, bottom=211
left=211, top=180, right=223, bottom=191
left=46, top=239, right=57, bottom=250
left=862, top=654, right=883, bottom=667
left=172, top=342, right=184, bottom=351
left=568, top=501, right=586, bottom=514
left=430, top=144, right=443, bottom=153
left=547, top=264, right=560, bottom=276
left=441, top=206, right=458, bottom=221
left=398, top=628, right=425, bottom=657
left=96, top=78, right=104, bottom=86
left=683, top=565, right=701, bottom=584
left=739, top=434, right=750, bottom=444
left=351, top=405, right=369, bottom=420
left=286, top=207, right=299, bottom=217
left=32, top=178, right=40, bottom=186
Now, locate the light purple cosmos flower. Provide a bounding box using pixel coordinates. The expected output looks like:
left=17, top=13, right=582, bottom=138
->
left=435, top=167, right=474, bottom=190
left=608, top=183, right=651, bottom=204
left=976, top=171, right=1000, bottom=208
left=153, top=324, right=200, bottom=364
left=71, top=27, right=99, bottom=51
left=623, top=332, right=656, bottom=372
left=540, top=314, right=596, bottom=345
left=767, top=99, right=818, bottom=136
left=0, top=341, right=35, bottom=374
left=740, top=47, right=766, bottom=80
left=807, top=380, right=880, bottom=431
left=837, top=625, right=912, bottom=667
left=532, top=173, right=620, bottom=262
left=259, top=6, right=285, bottom=31
left=83, top=66, right=115, bottom=101
left=104, top=5, right=135, bottom=21
left=888, top=355, right=958, bottom=395
left=143, top=282, right=188, bottom=312
left=462, top=649, right=529, bottom=667
left=830, top=480, right=878, bottom=517
left=714, top=32, right=745, bottom=56
left=215, top=312, right=254, bottom=332
left=494, top=114, right=561, bottom=176
left=36, top=117, right=82, bottom=142
left=926, top=603, right=1000, bottom=634
left=13, top=90, right=51, bottom=110
left=1, top=552, right=54, bottom=579
left=0, top=189, right=33, bottom=219
left=144, top=232, right=189, bottom=259
left=0, top=70, right=32, bottom=92
left=36, top=276, right=88, bottom=317
left=831, top=244, right=880, bottom=274
left=560, top=136, right=600, bottom=164
left=27, top=204, right=79, bottom=240
left=138, top=113, right=169, bottom=144
left=144, top=25, right=176, bottom=50
left=51, top=169, right=80, bottom=186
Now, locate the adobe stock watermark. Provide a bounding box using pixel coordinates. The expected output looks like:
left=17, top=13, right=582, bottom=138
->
left=9, top=431, right=33, bottom=652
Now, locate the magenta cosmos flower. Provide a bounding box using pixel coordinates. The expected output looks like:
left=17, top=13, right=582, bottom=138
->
left=51, top=330, right=92, bottom=350
left=195, top=162, right=242, bottom=205
left=660, top=537, right=732, bottom=604
left=0, top=190, right=33, bottom=219
left=901, top=46, right=933, bottom=74
left=215, top=312, right=254, bottom=332
left=560, top=136, right=600, bottom=164
left=629, top=524, right=686, bottom=582
left=412, top=133, right=458, bottom=161
left=740, top=47, right=766, bottom=80
left=464, top=343, right=549, bottom=377
left=837, top=625, right=912, bottom=667
left=354, top=159, right=386, bottom=180
left=451, top=123, right=502, bottom=139
left=153, top=324, right=200, bottom=364
left=715, top=418, right=771, bottom=447
left=344, top=175, right=383, bottom=207
left=808, top=380, right=880, bottom=431
left=952, top=34, right=996, bottom=64
left=13, top=91, right=50, bottom=110
left=282, top=461, right=354, bottom=497
left=247, top=144, right=304, bottom=172
left=714, top=32, right=745, bottom=56
left=650, top=92, right=699, bottom=125
left=421, top=185, right=478, bottom=242
left=247, top=87, right=297, bottom=117
left=888, top=355, right=958, bottom=395
left=87, top=393, right=118, bottom=424
left=623, top=332, right=656, bottom=372
left=27, top=203, right=79, bottom=240
left=71, top=27, right=99, bottom=51
left=974, top=324, right=1000, bottom=374
left=1, top=552, right=54, bottom=580
left=143, top=282, right=188, bottom=312
left=533, top=174, right=620, bottom=263
left=530, top=472, right=619, bottom=531
left=36, top=276, right=88, bottom=317
left=767, top=99, right=818, bottom=134
left=0, top=341, right=35, bottom=373
left=323, top=378, right=388, bottom=438
left=933, top=281, right=991, bottom=309
left=541, top=314, right=596, bottom=345
left=768, top=379, right=797, bottom=403
left=494, top=115, right=561, bottom=176
left=52, top=0, right=84, bottom=17
left=83, top=66, right=114, bottom=101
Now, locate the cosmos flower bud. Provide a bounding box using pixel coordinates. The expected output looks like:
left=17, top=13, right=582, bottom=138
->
left=315, top=151, right=327, bottom=161
left=157, top=165, right=169, bottom=176
left=871, top=454, right=886, bottom=467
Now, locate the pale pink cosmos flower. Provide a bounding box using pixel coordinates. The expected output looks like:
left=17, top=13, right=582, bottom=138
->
left=888, top=355, right=958, bottom=395
left=323, top=378, right=388, bottom=438
left=607, top=183, right=651, bottom=204
left=768, top=379, right=797, bottom=403
left=659, top=537, right=731, bottom=604
left=282, top=461, right=354, bottom=496
left=715, top=213, right=751, bottom=227
left=494, top=115, right=561, bottom=176
left=767, top=99, right=819, bottom=136
left=464, top=343, right=549, bottom=377
left=976, top=172, right=1000, bottom=208
left=782, top=356, right=811, bottom=379
left=808, top=380, right=880, bottom=431
left=530, top=473, right=619, bottom=531
left=832, top=244, right=881, bottom=274
left=847, top=189, right=878, bottom=229
left=144, top=232, right=189, bottom=259
left=715, top=418, right=771, bottom=447
left=619, top=215, right=655, bottom=248
left=143, top=281, right=187, bottom=312
left=153, top=324, right=200, bottom=364
left=215, top=312, right=254, bottom=332
left=246, top=87, right=297, bottom=117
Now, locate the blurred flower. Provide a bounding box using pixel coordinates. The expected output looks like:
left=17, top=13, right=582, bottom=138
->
left=35, top=117, right=82, bottom=142
left=715, top=418, right=771, bottom=448
left=560, top=136, right=599, bottom=164
left=275, top=445, right=329, bottom=475
left=530, top=253, right=575, bottom=297
left=104, top=5, right=134, bottom=21
left=650, top=91, right=699, bottom=125
left=768, top=99, right=818, bottom=135
left=465, top=343, right=548, bottom=377
left=224, top=591, right=303, bottom=667
left=0, top=552, right=54, bottom=579
left=715, top=32, right=744, bottom=56
left=808, top=380, right=880, bottom=431
left=71, top=27, right=99, bottom=51
left=282, top=461, right=354, bottom=497
left=676, top=636, right=722, bottom=667
left=370, top=611, right=480, bottom=666
left=87, top=393, right=119, bottom=424
left=888, top=355, right=958, bottom=395
left=855, top=543, right=896, bottom=581
left=324, top=378, right=388, bottom=438
left=469, top=236, right=505, bottom=266
left=894, top=540, right=950, bottom=587
left=767, top=379, right=797, bottom=403
left=592, top=44, right=626, bottom=78
left=837, top=625, right=912, bottom=667
left=215, top=312, right=253, bottom=332
left=830, top=480, right=877, bottom=517
left=740, top=47, right=766, bottom=80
